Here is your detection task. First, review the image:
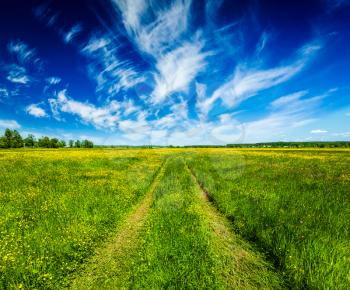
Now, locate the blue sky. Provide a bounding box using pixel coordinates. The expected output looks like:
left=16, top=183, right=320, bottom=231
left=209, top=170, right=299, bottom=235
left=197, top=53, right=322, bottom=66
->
left=0, top=0, right=349, bottom=145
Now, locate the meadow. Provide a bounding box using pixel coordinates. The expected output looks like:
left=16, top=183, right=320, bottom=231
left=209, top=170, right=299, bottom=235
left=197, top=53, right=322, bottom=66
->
left=0, top=148, right=349, bottom=289
left=187, top=148, right=350, bottom=289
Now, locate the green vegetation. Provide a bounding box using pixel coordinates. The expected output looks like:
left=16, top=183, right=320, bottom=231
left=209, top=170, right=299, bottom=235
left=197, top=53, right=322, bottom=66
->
left=0, top=148, right=349, bottom=289
left=226, top=141, right=350, bottom=148
left=186, top=149, right=350, bottom=289
left=0, top=128, right=93, bottom=148
left=72, top=157, right=282, bottom=289
left=0, top=149, right=161, bottom=288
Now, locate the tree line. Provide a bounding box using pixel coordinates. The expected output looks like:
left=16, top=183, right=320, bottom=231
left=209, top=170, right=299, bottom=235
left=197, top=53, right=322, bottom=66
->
left=183, top=141, right=350, bottom=148
left=226, top=141, right=350, bottom=148
left=0, top=128, right=94, bottom=149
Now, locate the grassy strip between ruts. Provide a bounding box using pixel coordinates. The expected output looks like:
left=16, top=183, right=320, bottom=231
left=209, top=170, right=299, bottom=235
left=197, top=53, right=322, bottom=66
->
left=76, top=156, right=284, bottom=289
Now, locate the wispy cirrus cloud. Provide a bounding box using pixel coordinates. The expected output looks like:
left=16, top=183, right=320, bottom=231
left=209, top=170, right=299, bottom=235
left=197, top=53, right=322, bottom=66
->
left=241, top=89, right=333, bottom=141
left=255, top=31, right=270, bottom=55
left=26, top=103, right=48, bottom=118
left=196, top=41, right=322, bottom=119
left=64, top=24, right=82, bottom=43
left=4, top=40, right=45, bottom=87
left=6, top=64, right=32, bottom=85
left=82, top=34, right=145, bottom=96
left=7, top=40, right=43, bottom=69
left=113, top=0, right=192, bottom=56
left=46, top=77, right=61, bottom=85
left=270, top=91, right=309, bottom=108
left=0, top=87, right=10, bottom=100
left=151, top=40, right=207, bottom=103
left=122, top=98, right=140, bottom=116
left=208, top=62, right=303, bottom=112
left=112, top=0, right=204, bottom=104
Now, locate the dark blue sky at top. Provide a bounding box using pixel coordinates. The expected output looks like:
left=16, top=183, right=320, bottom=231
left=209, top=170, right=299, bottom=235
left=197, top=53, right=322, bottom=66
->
left=0, top=0, right=349, bottom=145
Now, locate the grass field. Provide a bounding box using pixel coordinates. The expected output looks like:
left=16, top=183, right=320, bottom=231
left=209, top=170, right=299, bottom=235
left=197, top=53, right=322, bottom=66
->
left=0, top=148, right=349, bottom=289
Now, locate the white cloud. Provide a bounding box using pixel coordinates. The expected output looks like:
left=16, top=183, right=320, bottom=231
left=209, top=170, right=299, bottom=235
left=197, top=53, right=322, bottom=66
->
left=6, top=65, right=31, bottom=84
left=112, top=0, right=147, bottom=34
left=113, top=0, right=192, bottom=56
left=215, top=62, right=303, bottom=107
left=170, top=97, right=188, bottom=120
left=121, top=99, right=140, bottom=116
left=156, top=114, right=244, bottom=146
left=310, top=129, right=328, bottom=134
left=46, top=77, right=61, bottom=85
left=270, top=91, right=308, bottom=108
left=256, top=31, right=270, bottom=55
left=83, top=36, right=110, bottom=54
left=48, top=90, right=121, bottom=129
left=7, top=40, right=43, bottom=68
left=119, top=113, right=149, bottom=134
left=240, top=89, right=332, bottom=142
left=197, top=41, right=322, bottom=118
left=64, top=24, right=82, bottom=43
left=82, top=35, right=144, bottom=95
left=195, top=82, right=206, bottom=100
left=26, top=104, right=48, bottom=118
left=106, top=66, right=146, bottom=95
left=0, top=88, right=9, bottom=99
left=151, top=97, right=189, bottom=131
left=151, top=41, right=207, bottom=103
left=83, top=1, right=205, bottom=106
left=111, top=1, right=205, bottom=105
left=137, top=0, right=191, bottom=56
left=271, top=89, right=333, bottom=116
left=48, top=98, right=62, bottom=121
left=0, top=119, right=20, bottom=129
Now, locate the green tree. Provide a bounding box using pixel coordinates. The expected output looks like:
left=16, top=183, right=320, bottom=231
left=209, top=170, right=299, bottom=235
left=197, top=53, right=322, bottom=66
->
left=38, top=136, right=50, bottom=148
left=4, top=128, right=13, bottom=148
left=24, top=134, right=35, bottom=147
left=12, top=130, right=23, bottom=148
left=50, top=138, right=60, bottom=148
left=69, top=140, right=74, bottom=148
left=59, top=140, right=66, bottom=148
left=81, top=139, right=94, bottom=148
left=75, top=140, right=81, bottom=148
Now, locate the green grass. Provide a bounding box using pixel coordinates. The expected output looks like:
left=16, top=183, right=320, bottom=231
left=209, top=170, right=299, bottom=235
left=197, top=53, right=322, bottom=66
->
left=80, top=156, right=282, bottom=289
left=1, top=148, right=349, bottom=289
left=0, top=149, right=162, bottom=289
left=186, top=149, right=350, bottom=289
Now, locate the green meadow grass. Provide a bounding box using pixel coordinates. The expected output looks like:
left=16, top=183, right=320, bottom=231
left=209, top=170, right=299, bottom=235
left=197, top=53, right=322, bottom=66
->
left=186, top=149, right=350, bottom=289
left=0, top=149, right=162, bottom=289
left=1, top=148, right=349, bottom=289
left=78, top=156, right=282, bottom=289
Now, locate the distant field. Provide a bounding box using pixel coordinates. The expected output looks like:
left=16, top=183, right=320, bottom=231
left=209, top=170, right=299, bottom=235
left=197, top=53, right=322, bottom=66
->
left=0, top=148, right=349, bottom=289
